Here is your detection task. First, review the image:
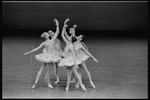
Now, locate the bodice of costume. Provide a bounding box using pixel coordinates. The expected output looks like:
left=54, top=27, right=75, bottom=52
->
left=64, top=43, right=73, bottom=52
left=62, top=43, right=73, bottom=57
left=74, top=42, right=82, bottom=50
left=44, top=39, right=55, bottom=54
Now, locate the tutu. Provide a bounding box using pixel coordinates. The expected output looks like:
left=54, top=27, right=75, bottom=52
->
left=58, top=43, right=82, bottom=67
left=58, top=56, right=82, bottom=67
left=74, top=42, right=89, bottom=61
left=43, top=48, right=62, bottom=56
left=58, top=50, right=82, bottom=67
left=35, top=53, right=61, bottom=63
left=62, top=51, right=72, bottom=58
left=75, top=49, right=89, bottom=61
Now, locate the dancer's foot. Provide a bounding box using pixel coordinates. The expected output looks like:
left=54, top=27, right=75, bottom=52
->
left=55, top=80, right=59, bottom=84
left=81, top=84, right=87, bottom=91
left=44, top=75, right=47, bottom=80
left=70, top=79, right=76, bottom=83
left=90, top=82, right=96, bottom=88
left=75, top=83, right=79, bottom=88
left=65, top=87, right=69, bottom=91
left=48, top=84, right=53, bottom=89
left=32, top=83, right=37, bottom=89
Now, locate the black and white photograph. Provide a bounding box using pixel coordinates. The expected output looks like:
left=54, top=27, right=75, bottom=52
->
left=2, top=1, right=148, bottom=99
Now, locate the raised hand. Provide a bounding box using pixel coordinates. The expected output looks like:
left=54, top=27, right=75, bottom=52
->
left=64, top=24, right=68, bottom=28
left=54, top=18, right=59, bottom=25
left=64, top=18, right=70, bottom=24
left=73, top=24, right=77, bottom=28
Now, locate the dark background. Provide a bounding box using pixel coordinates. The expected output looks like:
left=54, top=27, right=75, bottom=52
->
left=2, top=2, right=148, bottom=40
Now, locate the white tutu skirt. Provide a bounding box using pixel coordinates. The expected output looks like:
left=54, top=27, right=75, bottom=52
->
left=58, top=56, right=82, bottom=67
left=35, top=53, right=61, bottom=63
left=58, top=51, right=82, bottom=67
left=75, top=49, right=89, bottom=61
left=43, top=48, right=62, bottom=57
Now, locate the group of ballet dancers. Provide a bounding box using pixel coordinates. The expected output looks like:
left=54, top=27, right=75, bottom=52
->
left=24, top=18, right=98, bottom=91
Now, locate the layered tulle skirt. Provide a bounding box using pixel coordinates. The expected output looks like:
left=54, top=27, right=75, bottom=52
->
left=58, top=56, right=82, bottom=67
left=35, top=53, right=61, bottom=63
left=58, top=51, right=82, bottom=67
left=75, top=49, right=89, bottom=61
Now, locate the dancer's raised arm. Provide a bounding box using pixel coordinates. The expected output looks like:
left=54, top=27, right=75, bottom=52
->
left=65, top=24, right=77, bottom=40
left=61, top=18, right=70, bottom=44
left=64, top=29, right=70, bottom=41
left=53, top=18, right=60, bottom=40
left=24, top=42, right=44, bottom=56
left=73, top=24, right=77, bottom=33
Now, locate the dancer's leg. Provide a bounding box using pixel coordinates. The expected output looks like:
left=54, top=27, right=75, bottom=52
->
left=54, top=62, right=60, bottom=83
left=44, top=71, right=48, bottom=79
left=65, top=67, right=72, bottom=91
left=82, top=61, right=95, bottom=88
left=75, top=67, right=82, bottom=88
left=72, top=65, right=87, bottom=91
left=46, top=63, right=53, bottom=88
left=71, top=64, right=81, bottom=83
left=70, top=72, right=76, bottom=83
left=32, top=63, right=46, bottom=88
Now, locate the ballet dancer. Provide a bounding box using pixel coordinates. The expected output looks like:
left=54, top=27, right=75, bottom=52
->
left=44, top=30, right=62, bottom=84
left=64, top=24, right=98, bottom=89
left=24, top=18, right=61, bottom=89
left=58, top=18, right=87, bottom=91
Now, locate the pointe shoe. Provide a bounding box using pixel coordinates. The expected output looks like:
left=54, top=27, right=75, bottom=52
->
left=75, top=84, right=79, bottom=88
left=44, top=75, right=47, bottom=80
left=81, top=84, right=87, bottom=91
left=90, top=82, right=96, bottom=88
left=65, top=87, right=69, bottom=91
left=70, top=79, right=76, bottom=83
left=55, top=80, right=59, bottom=84
left=48, top=84, right=53, bottom=89
left=32, top=83, right=37, bottom=89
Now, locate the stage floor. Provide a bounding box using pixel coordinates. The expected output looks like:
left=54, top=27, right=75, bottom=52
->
left=2, top=36, right=148, bottom=98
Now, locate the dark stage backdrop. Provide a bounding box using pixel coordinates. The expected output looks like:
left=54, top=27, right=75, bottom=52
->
left=2, top=1, right=148, bottom=37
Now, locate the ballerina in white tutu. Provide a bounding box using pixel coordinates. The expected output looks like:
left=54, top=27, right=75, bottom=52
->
left=64, top=24, right=98, bottom=89
left=58, top=18, right=87, bottom=91
left=24, top=18, right=61, bottom=89
left=44, top=30, right=62, bottom=84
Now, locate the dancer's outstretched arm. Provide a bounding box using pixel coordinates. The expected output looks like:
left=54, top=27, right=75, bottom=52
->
left=80, top=45, right=98, bottom=63
left=81, top=42, right=88, bottom=51
left=53, top=18, right=60, bottom=40
left=24, top=43, right=44, bottom=55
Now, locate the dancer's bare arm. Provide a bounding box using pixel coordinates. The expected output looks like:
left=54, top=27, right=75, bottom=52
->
left=25, top=42, right=44, bottom=55
left=80, top=45, right=98, bottom=63
left=61, top=25, right=68, bottom=44
left=71, top=24, right=78, bottom=38
left=64, top=29, right=70, bottom=41
left=53, top=18, right=60, bottom=40
left=81, top=42, right=88, bottom=51
left=61, top=18, right=70, bottom=44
